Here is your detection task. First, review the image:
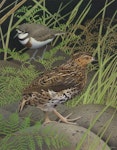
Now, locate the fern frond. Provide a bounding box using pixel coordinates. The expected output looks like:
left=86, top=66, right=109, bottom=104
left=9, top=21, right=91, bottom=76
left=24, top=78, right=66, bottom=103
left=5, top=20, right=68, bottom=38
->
left=0, top=123, right=69, bottom=150
left=0, top=65, right=39, bottom=106
left=0, top=113, right=31, bottom=136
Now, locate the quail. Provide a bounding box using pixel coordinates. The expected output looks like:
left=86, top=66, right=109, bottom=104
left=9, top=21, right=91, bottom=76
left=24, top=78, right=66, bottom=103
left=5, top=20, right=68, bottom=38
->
left=18, top=52, right=95, bottom=124
left=16, top=23, right=64, bottom=61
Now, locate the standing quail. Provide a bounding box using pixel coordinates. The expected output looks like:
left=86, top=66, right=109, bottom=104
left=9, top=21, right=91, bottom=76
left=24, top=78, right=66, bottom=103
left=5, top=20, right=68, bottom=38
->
left=18, top=52, right=95, bottom=124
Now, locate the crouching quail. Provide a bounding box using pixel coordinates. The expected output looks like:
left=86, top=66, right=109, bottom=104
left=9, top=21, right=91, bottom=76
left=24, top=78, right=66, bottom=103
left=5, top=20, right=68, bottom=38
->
left=18, top=52, right=95, bottom=124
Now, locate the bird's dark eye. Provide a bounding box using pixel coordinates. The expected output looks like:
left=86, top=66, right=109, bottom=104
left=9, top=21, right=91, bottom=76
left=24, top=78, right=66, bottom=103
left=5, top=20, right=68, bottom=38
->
left=21, top=30, right=25, bottom=33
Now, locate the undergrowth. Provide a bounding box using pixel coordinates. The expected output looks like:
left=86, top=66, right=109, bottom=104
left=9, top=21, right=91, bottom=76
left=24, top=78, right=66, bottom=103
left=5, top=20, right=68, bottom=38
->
left=0, top=65, right=39, bottom=106
left=0, top=0, right=117, bottom=150
left=0, top=113, right=69, bottom=150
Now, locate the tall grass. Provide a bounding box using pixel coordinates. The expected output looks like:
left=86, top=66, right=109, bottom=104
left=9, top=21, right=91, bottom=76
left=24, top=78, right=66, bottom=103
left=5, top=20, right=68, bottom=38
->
left=68, top=0, right=117, bottom=109
left=0, top=0, right=116, bottom=149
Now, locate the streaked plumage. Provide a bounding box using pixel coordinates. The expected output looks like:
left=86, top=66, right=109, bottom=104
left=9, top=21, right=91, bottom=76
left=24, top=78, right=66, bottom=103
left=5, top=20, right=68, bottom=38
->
left=19, top=52, right=95, bottom=124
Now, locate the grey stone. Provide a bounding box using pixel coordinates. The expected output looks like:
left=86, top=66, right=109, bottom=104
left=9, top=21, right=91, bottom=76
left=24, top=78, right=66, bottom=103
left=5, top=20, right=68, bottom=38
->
left=63, top=104, right=117, bottom=149
left=19, top=104, right=68, bottom=125
left=0, top=123, right=110, bottom=150
left=2, top=102, right=19, bottom=113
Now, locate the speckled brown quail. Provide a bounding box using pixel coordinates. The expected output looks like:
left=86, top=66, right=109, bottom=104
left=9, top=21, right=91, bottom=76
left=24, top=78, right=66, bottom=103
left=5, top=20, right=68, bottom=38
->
left=18, top=52, right=95, bottom=124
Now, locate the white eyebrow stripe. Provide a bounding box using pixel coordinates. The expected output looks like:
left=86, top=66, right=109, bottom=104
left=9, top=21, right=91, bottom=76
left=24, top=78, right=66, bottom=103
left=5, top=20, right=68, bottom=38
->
left=18, top=33, right=29, bottom=40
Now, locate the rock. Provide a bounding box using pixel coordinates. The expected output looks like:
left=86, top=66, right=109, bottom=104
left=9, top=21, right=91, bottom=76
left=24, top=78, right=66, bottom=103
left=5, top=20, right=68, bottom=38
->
left=2, top=102, right=19, bottom=113
left=0, top=108, right=12, bottom=119
left=2, top=101, right=116, bottom=149
left=1, top=102, right=44, bottom=125
left=2, top=101, right=69, bottom=125
left=63, top=104, right=117, bottom=149
left=0, top=60, right=21, bottom=71
left=0, top=123, right=110, bottom=150
left=40, top=123, right=111, bottom=150
left=19, top=104, right=68, bottom=125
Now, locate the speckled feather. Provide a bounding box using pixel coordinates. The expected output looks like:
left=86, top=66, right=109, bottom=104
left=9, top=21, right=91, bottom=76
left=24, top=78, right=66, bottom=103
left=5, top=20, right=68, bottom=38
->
left=23, top=64, right=85, bottom=93
left=19, top=52, right=93, bottom=112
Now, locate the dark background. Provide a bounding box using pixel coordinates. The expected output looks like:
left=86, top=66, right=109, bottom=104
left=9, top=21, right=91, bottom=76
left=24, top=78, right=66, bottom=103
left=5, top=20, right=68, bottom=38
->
left=0, top=0, right=117, bottom=59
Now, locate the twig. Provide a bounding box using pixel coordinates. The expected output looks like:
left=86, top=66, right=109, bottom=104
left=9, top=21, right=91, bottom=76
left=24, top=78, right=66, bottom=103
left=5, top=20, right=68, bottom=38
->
left=0, top=0, right=6, bottom=9
left=0, top=0, right=27, bottom=25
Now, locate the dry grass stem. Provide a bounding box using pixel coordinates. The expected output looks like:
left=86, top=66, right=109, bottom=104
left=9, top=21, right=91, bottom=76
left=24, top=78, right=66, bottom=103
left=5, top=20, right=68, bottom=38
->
left=0, top=0, right=27, bottom=24
left=0, top=0, right=6, bottom=9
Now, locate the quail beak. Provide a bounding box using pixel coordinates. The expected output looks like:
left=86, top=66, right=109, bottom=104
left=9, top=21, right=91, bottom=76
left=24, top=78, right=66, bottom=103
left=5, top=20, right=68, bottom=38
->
left=91, top=57, right=98, bottom=66
left=92, top=57, right=98, bottom=62
left=92, top=57, right=95, bottom=62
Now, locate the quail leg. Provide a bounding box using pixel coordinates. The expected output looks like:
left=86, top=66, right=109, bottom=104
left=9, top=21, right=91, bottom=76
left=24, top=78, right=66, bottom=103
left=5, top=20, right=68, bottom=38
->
left=43, top=112, right=56, bottom=125
left=53, top=109, right=81, bottom=125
